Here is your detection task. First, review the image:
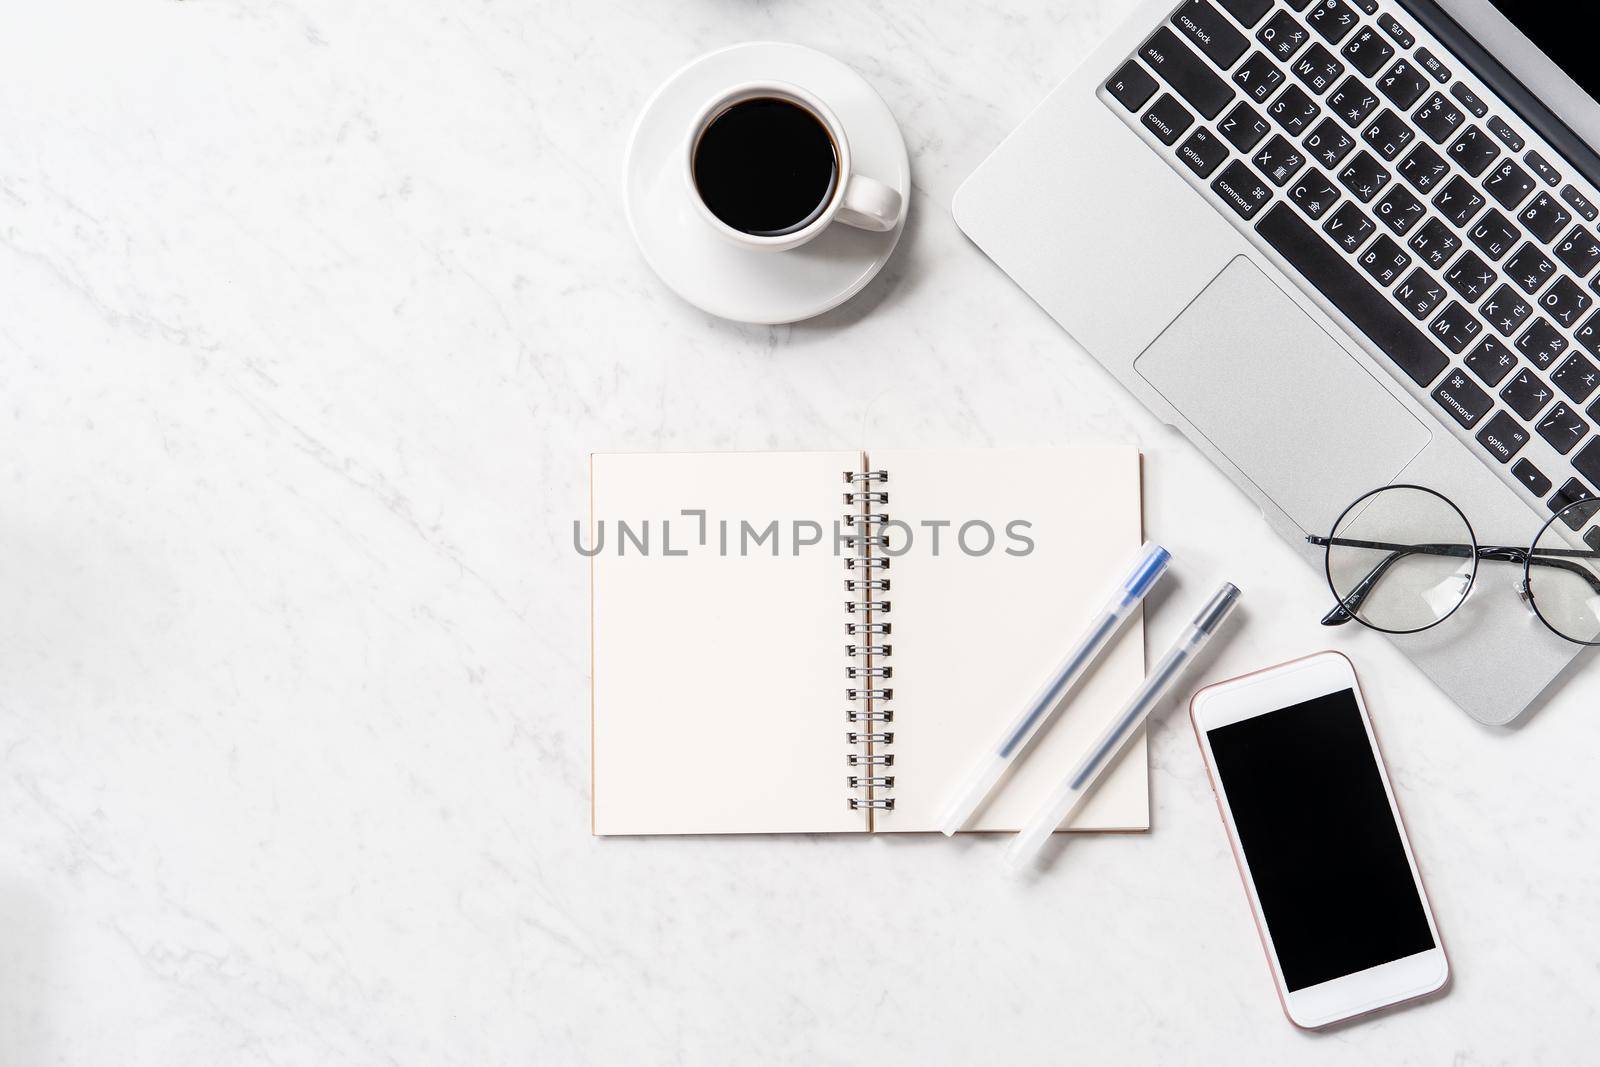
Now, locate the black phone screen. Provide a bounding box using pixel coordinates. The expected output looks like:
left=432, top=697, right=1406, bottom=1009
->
left=1207, top=689, right=1436, bottom=992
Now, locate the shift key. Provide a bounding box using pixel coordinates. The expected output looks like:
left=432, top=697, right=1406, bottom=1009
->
left=1140, top=27, right=1234, bottom=119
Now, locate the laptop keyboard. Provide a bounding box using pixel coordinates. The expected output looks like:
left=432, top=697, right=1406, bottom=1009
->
left=1103, top=0, right=1600, bottom=539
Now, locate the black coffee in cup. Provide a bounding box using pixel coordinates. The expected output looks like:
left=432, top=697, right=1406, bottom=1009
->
left=692, top=97, right=840, bottom=237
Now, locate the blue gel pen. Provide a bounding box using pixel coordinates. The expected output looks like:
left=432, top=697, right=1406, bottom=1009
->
left=937, top=541, right=1171, bottom=836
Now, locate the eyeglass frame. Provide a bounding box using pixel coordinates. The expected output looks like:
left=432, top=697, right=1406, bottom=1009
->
left=1305, top=483, right=1600, bottom=647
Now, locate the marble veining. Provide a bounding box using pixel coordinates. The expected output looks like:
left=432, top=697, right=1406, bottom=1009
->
left=1, top=0, right=1597, bottom=1062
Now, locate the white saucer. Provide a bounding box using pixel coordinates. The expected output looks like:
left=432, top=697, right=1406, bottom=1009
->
left=625, top=42, right=911, bottom=325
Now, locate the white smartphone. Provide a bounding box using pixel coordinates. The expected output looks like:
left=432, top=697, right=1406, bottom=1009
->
left=1190, top=651, right=1448, bottom=1029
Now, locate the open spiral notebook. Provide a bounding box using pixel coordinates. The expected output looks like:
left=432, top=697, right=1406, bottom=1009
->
left=588, top=448, right=1148, bottom=835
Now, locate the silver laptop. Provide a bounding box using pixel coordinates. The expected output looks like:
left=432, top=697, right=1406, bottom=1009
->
left=955, top=0, right=1600, bottom=724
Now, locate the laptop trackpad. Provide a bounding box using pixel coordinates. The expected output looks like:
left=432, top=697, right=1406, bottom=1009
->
left=1134, top=257, right=1431, bottom=532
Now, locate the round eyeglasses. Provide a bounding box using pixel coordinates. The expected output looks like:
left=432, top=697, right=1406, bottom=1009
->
left=1307, top=484, right=1600, bottom=646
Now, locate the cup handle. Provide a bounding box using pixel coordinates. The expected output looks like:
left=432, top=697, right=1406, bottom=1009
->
left=834, top=173, right=902, bottom=232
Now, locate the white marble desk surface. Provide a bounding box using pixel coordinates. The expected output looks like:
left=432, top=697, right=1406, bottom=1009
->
left=2, top=0, right=1597, bottom=1062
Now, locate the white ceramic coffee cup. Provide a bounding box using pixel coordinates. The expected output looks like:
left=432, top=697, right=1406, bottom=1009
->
left=685, top=81, right=901, bottom=251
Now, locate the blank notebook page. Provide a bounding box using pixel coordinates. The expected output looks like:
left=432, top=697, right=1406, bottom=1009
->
left=873, top=447, right=1149, bottom=832
left=590, top=451, right=865, bottom=835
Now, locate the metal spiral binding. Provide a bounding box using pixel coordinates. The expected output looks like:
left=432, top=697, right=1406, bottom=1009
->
left=844, top=466, right=894, bottom=814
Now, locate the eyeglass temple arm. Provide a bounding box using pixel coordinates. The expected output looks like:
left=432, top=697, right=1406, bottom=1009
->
left=1311, top=541, right=1450, bottom=625
left=1305, top=536, right=1600, bottom=625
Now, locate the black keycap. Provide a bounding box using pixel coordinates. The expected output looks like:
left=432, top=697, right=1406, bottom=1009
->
left=1306, top=0, right=1359, bottom=44
left=1476, top=411, right=1529, bottom=463
left=1291, top=43, right=1345, bottom=94
left=1375, top=184, right=1425, bottom=236
left=1254, top=133, right=1306, bottom=186
left=1429, top=300, right=1482, bottom=352
left=1517, top=319, right=1568, bottom=368
left=1561, top=185, right=1599, bottom=222
left=1360, top=234, right=1411, bottom=286
left=1141, top=28, right=1235, bottom=119
left=1256, top=11, right=1310, bottom=61
left=1212, top=160, right=1274, bottom=219
left=1409, top=218, right=1461, bottom=269
left=1487, top=116, right=1525, bottom=153
left=1353, top=0, right=1378, bottom=12
left=1339, top=26, right=1393, bottom=77
left=1413, top=92, right=1465, bottom=144
left=1143, top=94, right=1196, bottom=145
left=1305, top=118, right=1356, bottom=168
left=1444, top=250, right=1495, bottom=302
left=1269, top=84, right=1320, bottom=135
left=1378, top=13, right=1415, bottom=49
left=1177, top=127, right=1230, bottom=178
left=1525, top=151, right=1561, bottom=187
left=1555, top=225, right=1600, bottom=278
left=1338, top=150, right=1390, bottom=202
left=1512, top=458, right=1553, bottom=497
left=1173, top=1, right=1251, bottom=69
left=1217, top=0, right=1273, bottom=28
left=1574, top=444, right=1600, bottom=493
left=1433, top=368, right=1493, bottom=427
left=1586, top=527, right=1600, bottom=552
left=1255, top=204, right=1448, bottom=385
left=1466, top=337, right=1518, bottom=386
left=1324, top=201, right=1376, bottom=251
left=1540, top=276, right=1593, bottom=330
left=1219, top=102, right=1272, bottom=151
left=1482, top=284, right=1533, bottom=336
left=1329, top=76, right=1380, bottom=127
left=1376, top=59, right=1430, bottom=111
left=1107, top=61, right=1160, bottom=112
left=1432, top=175, right=1486, bottom=228
left=1507, top=243, right=1558, bottom=295
left=1449, top=126, right=1501, bottom=177
left=1577, top=310, right=1600, bottom=357
left=1397, top=144, right=1448, bottom=193
left=1284, top=0, right=1313, bottom=9
left=1553, top=352, right=1600, bottom=403
left=1288, top=166, right=1340, bottom=218
left=1549, top=477, right=1595, bottom=524
left=1396, top=267, right=1446, bottom=319
left=1518, top=192, right=1573, bottom=245
left=1469, top=209, right=1519, bottom=261
left=1501, top=367, right=1554, bottom=419
left=1362, top=108, right=1413, bottom=160
left=1483, top=159, right=1537, bottom=211
left=1414, top=48, right=1451, bottom=82
left=1538, top=402, right=1590, bottom=454
left=1233, top=52, right=1286, bottom=104
left=1451, top=82, right=1489, bottom=118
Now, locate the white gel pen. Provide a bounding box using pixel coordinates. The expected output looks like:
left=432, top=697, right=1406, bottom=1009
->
left=937, top=541, right=1172, bottom=836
